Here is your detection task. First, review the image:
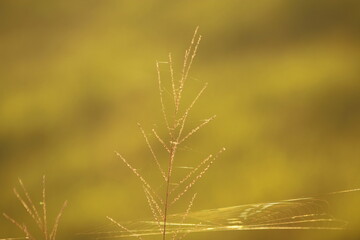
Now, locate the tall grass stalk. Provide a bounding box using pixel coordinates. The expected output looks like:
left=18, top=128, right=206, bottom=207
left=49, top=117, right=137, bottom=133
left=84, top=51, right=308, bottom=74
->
left=109, top=27, right=225, bottom=240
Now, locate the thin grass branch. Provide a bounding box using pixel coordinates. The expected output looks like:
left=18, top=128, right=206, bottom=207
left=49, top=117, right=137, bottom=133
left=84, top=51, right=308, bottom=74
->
left=138, top=123, right=167, bottom=180
left=172, top=193, right=197, bottom=240
left=115, top=151, right=164, bottom=205
left=176, top=83, right=208, bottom=138
left=17, top=179, right=43, bottom=229
left=156, top=61, right=172, bottom=137
left=171, top=148, right=225, bottom=205
left=179, top=115, right=216, bottom=144
left=49, top=200, right=68, bottom=240
left=152, top=128, right=170, bottom=153
left=170, top=154, right=213, bottom=195
left=143, top=187, right=163, bottom=234
left=41, top=176, right=48, bottom=240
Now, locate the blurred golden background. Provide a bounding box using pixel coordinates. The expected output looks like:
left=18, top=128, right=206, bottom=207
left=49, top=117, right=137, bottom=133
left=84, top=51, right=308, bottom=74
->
left=1, top=1, right=359, bottom=239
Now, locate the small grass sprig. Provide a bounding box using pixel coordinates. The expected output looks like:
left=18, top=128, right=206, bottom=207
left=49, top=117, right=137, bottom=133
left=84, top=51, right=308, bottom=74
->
left=3, top=176, right=68, bottom=240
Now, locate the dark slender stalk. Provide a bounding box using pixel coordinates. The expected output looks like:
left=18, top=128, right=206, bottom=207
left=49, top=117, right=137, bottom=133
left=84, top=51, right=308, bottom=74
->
left=162, top=160, right=171, bottom=240
left=163, top=140, right=177, bottom=240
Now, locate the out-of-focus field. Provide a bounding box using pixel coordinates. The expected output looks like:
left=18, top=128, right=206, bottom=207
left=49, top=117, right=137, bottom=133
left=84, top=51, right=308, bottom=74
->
left=0, top=1, right=359, bottom=239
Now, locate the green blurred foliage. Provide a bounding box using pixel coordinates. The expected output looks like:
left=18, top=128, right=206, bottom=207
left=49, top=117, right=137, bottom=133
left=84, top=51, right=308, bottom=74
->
left=0, top=0, right=359, bottom=239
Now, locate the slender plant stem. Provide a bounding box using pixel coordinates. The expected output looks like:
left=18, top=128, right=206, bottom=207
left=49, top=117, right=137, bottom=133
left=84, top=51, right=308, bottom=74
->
left=163, top=140, right=177, bottom=240
left=162, top=156, right=171, bottom=240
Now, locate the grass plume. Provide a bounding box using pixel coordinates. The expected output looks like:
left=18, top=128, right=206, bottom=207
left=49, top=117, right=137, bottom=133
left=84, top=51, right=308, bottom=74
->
left=109, top=27, right=224, bottom=240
